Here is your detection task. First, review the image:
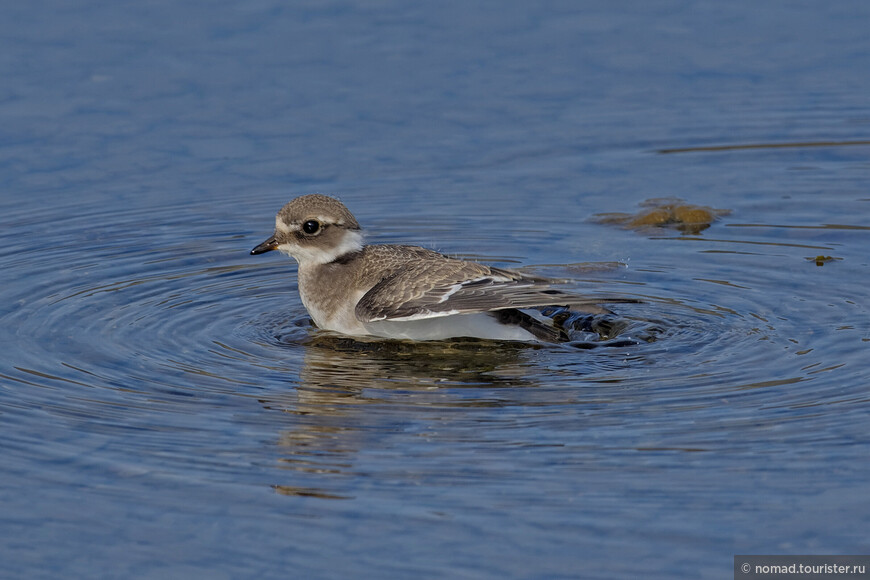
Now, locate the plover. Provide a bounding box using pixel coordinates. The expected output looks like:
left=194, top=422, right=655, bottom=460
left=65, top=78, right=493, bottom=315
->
left=251, top=194, right=629, bottom=342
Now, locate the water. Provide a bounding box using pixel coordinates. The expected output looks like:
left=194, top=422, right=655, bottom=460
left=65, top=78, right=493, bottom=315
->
left=2, top=1, right=870, bottom=578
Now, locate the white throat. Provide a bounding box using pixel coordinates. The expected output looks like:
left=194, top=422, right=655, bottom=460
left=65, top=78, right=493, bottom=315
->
left=278, top=229, right=364, bottom=266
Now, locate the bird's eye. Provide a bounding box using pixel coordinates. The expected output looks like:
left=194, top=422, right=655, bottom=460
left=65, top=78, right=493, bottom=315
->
left=302, top=220, right=321, bottom=235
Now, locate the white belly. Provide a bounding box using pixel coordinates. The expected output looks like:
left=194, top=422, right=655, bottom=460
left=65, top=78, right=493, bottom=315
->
left=363, top=313, right=538, bottom=342
left=300, top=289, right=369, bottom=335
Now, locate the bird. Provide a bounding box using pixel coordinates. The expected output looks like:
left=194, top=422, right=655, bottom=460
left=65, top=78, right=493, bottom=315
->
left=251, top=194, right=631, bottom=342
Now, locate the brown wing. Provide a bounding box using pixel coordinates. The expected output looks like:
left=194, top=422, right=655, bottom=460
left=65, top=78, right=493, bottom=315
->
left=354, top=249, right=597, bottom=322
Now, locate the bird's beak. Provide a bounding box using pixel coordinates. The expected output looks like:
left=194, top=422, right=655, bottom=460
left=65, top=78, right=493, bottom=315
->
left=250, top=235, right=278, bottom=255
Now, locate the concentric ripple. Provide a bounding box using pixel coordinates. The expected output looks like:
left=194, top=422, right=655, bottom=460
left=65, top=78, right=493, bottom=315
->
left=2, top=193, right=869, bottom=489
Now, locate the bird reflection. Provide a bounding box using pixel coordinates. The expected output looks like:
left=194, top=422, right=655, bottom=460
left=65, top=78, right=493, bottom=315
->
left=260, top=335, right=540, bottom=499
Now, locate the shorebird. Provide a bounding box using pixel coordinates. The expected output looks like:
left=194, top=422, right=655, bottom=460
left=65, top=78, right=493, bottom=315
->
left=251, top=194, right=630, bottom=342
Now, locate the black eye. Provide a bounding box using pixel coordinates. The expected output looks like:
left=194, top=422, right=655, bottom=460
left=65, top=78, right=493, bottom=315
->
left=302, top=220, right=321, bottom=235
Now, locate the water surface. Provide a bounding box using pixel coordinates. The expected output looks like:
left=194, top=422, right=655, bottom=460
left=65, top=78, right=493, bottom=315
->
left=2, top=1, right=870, bottom=578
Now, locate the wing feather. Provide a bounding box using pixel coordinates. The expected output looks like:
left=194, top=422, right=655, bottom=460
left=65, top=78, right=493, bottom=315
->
left=354, top=249, right=615, bottom=322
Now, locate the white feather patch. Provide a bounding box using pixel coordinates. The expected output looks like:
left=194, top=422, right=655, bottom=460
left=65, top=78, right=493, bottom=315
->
left=381, top=309, right=461, bottom=322
left=275, top=217, right=298, bottom=234
left=278, top=230, right=363, bottom=266
left=363, top=313, right=537, bottom=341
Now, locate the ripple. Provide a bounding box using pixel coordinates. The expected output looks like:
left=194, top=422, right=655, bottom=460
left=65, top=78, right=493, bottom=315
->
left=0, top=199, right=306, bottom=480
left=2, top=190, right=869, bottom=489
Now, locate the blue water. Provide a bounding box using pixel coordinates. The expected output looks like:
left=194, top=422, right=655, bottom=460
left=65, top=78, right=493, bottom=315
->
left=2, top=1, right=870, bottom=578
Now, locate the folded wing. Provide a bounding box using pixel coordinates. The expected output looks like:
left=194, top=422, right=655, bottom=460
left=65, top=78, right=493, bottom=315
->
left=355, top=251, right=612, bottom=322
